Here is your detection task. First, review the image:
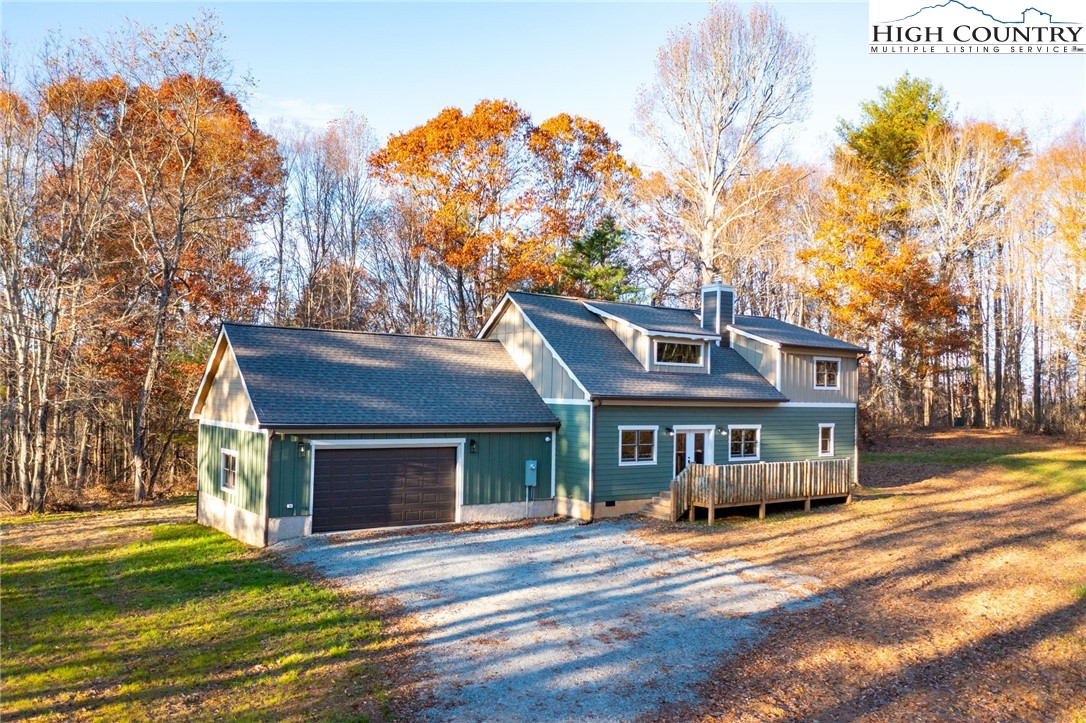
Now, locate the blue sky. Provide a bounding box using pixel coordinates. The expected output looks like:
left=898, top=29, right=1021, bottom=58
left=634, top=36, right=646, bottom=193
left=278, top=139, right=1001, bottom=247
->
left=5, top=1, right=1084, bottom=166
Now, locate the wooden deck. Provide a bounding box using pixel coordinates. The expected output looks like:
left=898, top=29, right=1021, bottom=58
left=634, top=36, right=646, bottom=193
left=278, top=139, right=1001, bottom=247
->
left=656, top=458, right=853, bottom=523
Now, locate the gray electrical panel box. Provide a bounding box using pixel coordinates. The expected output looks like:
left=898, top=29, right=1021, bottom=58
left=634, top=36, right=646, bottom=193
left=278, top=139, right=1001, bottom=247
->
left=524, top=460, right=538, bottom=487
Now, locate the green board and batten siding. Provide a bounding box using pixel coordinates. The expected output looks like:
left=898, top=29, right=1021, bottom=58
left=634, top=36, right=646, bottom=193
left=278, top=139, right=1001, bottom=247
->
left=593, top=405, right=857, bottom=502
left=550, top=403, right=591, bottom=502
left=265, top=430, right=554, bottom=518
left=197, top=423, right=267, bottom=516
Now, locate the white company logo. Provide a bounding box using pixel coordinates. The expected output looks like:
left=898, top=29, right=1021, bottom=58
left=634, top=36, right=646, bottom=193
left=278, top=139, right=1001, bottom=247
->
left=869, top=0, right=1084, bottom=54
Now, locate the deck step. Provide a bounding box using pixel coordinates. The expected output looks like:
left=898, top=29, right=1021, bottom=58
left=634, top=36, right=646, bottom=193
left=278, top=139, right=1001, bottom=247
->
left=639, top=492, right=674, bottom=521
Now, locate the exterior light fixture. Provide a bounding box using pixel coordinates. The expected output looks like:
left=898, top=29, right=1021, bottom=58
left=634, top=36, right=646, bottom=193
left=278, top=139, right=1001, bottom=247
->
left=298, top=442, right=306, bottom=457
left=666, top=427, right=674, bottom=437
left=469, top=439, right=478, bottom=454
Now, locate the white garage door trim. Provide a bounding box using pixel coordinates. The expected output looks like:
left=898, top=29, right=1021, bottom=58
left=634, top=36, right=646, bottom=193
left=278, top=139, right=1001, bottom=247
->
left=309, top=438, right=466, bottom=529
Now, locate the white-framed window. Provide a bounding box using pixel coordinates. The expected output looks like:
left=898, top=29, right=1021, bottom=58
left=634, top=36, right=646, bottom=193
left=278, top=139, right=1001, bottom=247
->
left=654, top=340, right=703, bottom=366
left=819, top=424, right=835, bottom=457
left=814, top=357, right=841, bottom=390
left=221, top=449, right=238, bottom=491
left=728, top=425, right=761, bottom=461
left=618, top=426, right=657, bottom=465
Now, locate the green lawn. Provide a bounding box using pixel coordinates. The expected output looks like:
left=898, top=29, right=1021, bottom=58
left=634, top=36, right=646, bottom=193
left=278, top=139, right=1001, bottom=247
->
left=992, top=448, right=1086, bottom=495
left=864, top=445, right=1086, bottom=495
left=1, top=509, right=395, bottom=721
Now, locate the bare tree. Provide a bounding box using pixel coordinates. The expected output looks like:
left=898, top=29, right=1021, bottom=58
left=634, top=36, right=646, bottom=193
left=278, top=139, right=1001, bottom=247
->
left=635, top=1, right=812, bottom=282
left=109, top=14, right=280, bottom=501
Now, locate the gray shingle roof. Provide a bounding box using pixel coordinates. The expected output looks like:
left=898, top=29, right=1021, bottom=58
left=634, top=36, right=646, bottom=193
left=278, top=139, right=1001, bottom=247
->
left=223, top=323, right=559, bottom=428
left=732, top=316, right=869, bottom=353
left=581, top=299, right=712, bottom=337
left=507, top=293, right=787, bottom=402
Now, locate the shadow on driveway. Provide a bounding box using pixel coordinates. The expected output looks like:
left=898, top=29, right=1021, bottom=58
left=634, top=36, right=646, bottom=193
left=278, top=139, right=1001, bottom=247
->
left=279, top=518, right=819, bottom=722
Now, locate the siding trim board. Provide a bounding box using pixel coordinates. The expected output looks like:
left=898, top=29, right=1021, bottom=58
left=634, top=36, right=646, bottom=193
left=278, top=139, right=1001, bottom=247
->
left=268, top=419, right=556, bottom=429
left=727, top=325, right=781, bottom=349
left=308, top=437, right=467, bottom=526
left=779, top=402, right=856, bottom=408
left=189, top=328, right=228, bottom=419
left=201, top=418, right=263, bottom=433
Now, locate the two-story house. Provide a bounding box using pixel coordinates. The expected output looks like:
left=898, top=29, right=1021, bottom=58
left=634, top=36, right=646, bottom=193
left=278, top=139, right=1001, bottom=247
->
left=189, top=281, right=865, bottom=545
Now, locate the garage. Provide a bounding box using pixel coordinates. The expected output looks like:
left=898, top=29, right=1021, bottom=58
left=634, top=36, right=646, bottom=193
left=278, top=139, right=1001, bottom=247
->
left=312, top=445, right=458, bottom=532
left=191, top=323, right=559, bottom=545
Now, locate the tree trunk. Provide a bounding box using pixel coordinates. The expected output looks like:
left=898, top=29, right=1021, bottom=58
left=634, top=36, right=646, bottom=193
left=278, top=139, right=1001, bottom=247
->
left=131, top=258, right=176, bottom=502
left=966, top=252, right=986, bottom=427
left=1033, top=281, right=1044, bottom=431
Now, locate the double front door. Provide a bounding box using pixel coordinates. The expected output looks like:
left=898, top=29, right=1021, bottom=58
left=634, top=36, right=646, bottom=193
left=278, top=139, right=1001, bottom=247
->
left=674, top=427, right=715, bottom=476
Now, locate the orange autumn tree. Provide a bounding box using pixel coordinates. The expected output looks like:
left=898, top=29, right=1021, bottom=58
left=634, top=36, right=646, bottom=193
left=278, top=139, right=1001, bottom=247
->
left=93, top=19, right=281, bottom=501
left=370, top=100, right=636, bottom=334
left=802, top=154, right=965, bottom=427
left=528, top=113, right=638, bottom=254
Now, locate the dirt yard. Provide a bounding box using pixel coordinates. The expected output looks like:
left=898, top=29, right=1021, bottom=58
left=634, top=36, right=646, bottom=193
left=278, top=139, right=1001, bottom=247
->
left=639, top=430, right=1086, bottom=722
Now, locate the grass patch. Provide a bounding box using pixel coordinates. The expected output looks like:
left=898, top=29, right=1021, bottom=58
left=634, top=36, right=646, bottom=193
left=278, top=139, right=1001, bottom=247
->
left=865, top=444, right=1085, bottom=495
left=2, top=516, right=392, bottom=721
left=991, top=448, right=1086, bottom=495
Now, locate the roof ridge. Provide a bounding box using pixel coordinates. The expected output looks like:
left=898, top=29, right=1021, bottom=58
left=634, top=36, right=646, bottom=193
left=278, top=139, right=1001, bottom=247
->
left=222, top=321, right=498, bottom=343
left=510, top=290, right=695, bottom=313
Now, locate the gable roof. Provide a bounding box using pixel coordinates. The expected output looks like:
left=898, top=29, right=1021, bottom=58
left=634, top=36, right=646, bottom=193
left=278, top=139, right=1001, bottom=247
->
left=504, top=292, right=787, bottom=402
left=198, top=323, right=559, bottom=429
left=581, top=299, right=715, bottom=339
left=731, top=316, right=869, bottom=354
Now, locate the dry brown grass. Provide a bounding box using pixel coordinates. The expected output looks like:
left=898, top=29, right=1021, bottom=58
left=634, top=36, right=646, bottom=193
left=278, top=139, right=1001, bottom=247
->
left=1, top=503, right=195, bottom=553
left=638, top=430, right=1086, bottom=722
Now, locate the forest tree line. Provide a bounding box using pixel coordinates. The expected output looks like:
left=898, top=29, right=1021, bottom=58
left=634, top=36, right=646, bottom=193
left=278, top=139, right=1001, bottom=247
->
left=2, top=4, right=1084, bottom=511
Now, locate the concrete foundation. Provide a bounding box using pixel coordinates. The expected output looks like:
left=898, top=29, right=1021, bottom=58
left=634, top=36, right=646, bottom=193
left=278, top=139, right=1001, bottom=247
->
left=555, top=496, right=592, bottom=520
left=459, top=499, right=556, bottom=522
left=198, top=490, right=265, bottom=547
left=593, top=499, right=650, bottom=518
left=268, top=515, right=310, bottom=544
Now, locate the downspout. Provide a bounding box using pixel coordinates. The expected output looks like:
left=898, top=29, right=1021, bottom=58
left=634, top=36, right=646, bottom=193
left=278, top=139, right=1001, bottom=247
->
left=586, top=398, right=598, bottom=523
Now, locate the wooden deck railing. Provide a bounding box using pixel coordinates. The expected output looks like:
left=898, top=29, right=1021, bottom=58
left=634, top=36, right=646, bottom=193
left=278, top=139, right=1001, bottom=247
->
left=668, top=458, right=853, bottom=523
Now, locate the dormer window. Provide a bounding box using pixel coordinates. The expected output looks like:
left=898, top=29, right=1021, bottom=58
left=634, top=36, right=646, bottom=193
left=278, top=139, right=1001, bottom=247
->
left=654, top=341, right=703, bottom=366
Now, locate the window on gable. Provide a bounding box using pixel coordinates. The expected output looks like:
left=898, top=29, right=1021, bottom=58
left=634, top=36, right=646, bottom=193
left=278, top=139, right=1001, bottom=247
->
left=819, top=424, right=835, bottom=457
left=619, top=427, right=657, bottom=465
left=655, top=342, right=702, bottom=366
left=221, top=450, right=238, bottom=491
left=729, top=427, right=760, bottom=461
left=815, top=358, right=840, bottom=389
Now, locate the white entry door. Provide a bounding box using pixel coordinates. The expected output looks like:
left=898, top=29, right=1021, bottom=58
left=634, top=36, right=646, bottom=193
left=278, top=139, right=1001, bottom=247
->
left=673, top=427, right=715, bottom=476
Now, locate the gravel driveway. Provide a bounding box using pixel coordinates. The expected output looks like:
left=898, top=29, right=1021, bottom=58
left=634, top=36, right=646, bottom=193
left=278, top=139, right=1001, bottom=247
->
left=279, top=519, right=819, bottom=721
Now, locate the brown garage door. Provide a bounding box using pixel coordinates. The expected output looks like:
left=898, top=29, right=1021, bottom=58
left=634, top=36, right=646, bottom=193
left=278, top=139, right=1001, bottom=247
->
left=312, top=446, right=456, bottom=532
